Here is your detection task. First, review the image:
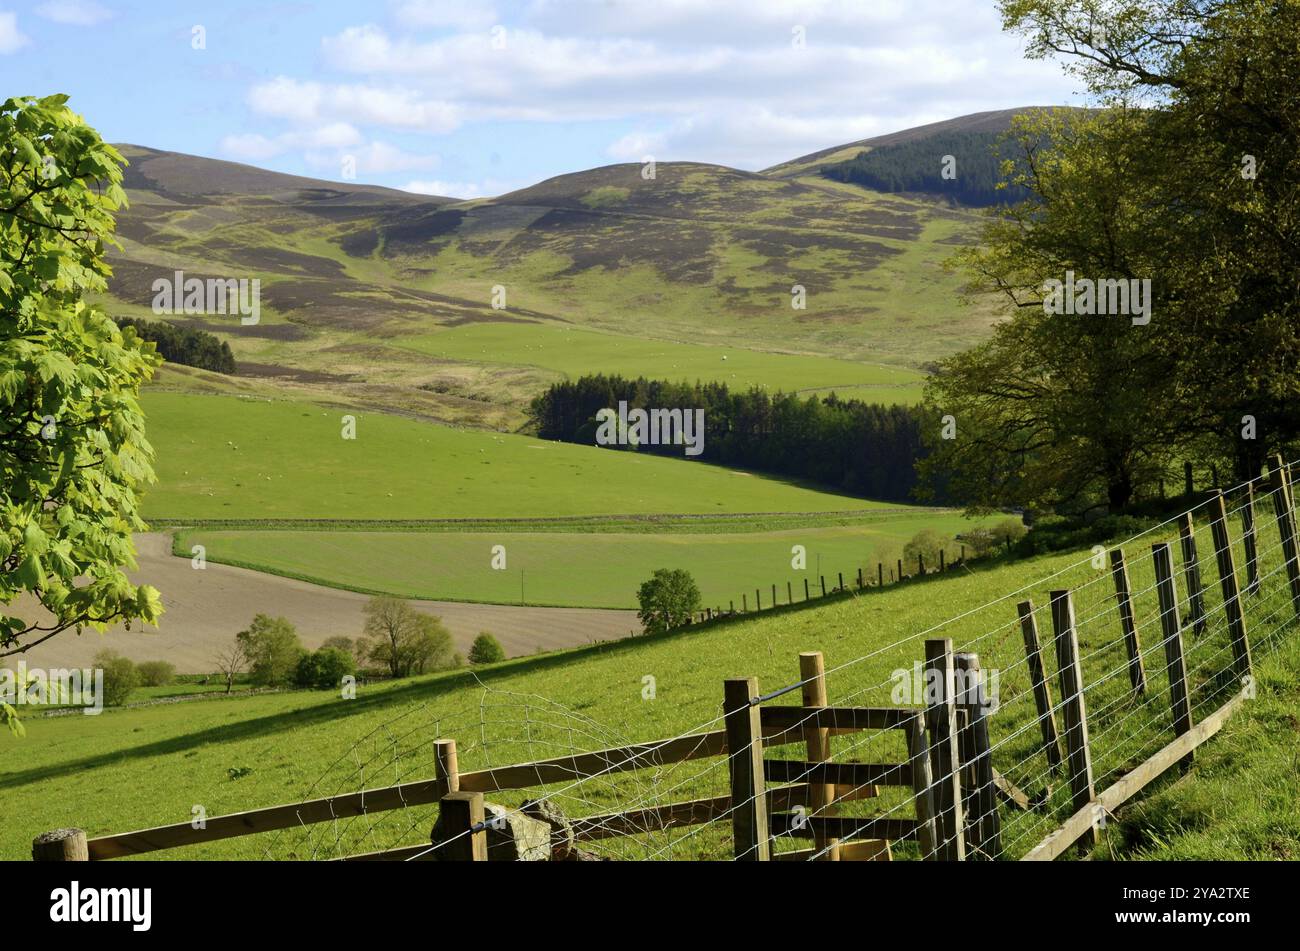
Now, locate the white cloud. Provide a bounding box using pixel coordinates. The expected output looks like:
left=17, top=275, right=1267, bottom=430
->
left=233, top=0, right=1081, bottom=176
left=307, top=140, right=438, bottom=175
left=249, top=76, right=461, bottom=132
left=35, top=0, right=113, bottom=26
left=0, top=12, right=30, bottom=53
left=401, top=177, right=518, bottom=200
left=220, top=123, right=365, bottom=161
left=393, top=0, right=498, bottom=31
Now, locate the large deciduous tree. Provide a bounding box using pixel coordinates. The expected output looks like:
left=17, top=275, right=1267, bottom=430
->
left=1, top=96, right=163, bottom=702
left=925, top=1, right=1300, bottom=513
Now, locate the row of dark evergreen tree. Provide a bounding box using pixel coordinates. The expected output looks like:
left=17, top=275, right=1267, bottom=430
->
left=114, top=316, right=236, bottom=374
left=821, top=130, right=1032, bottom=206
left=529, top=374, right=942, bottom=504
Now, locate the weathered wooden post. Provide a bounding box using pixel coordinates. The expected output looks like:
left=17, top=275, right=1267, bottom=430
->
left=742, top=594, right=748, bottom=612
left=772, top=584, right=777, bottom=608
left=897, top=558, right=903, bottom=582
left=1017, top=600, right=1063, bottom=774
left=1241, top=481, right=1260, bottom=596
left=755, top=588, right=761, bottom=611
left=723, top=677, right=770, bottom=861
left=954, top=652, right=1001, bottom=859
left=1209, top=491, right=1252, bottom=681
left=1152, top=543, right=1195, bottom=771
left=804, top=579, right=810, bottom=601
left=858, top=567, right=865, bottom=589
left=1049, top=590, right=1097, bottom=850
left=799, top=652, right=839, bottom=861
left=918, top=553, right=926, bottom=576
left=787, top=581, right=793, bottom=604
left=1269, top=456, right=1300, bottom=616
left=434, top=738, right=459, bottom=794
left=820, top=575, right=826, bottom=597
left=438, top=792, right=487, bottom=861
left=923, top=638, right=966, bottom=860
left=878, top=563, right=884, bottom=587
left=940, top=549, right=946, bottom=572
left=32, top=829, right=88, bottom=862
left=1109, top=549, right=1147, bottom=694
left=1178, top=513, right=1207, bottom=636
left=904, top=713, right=938, bottom=862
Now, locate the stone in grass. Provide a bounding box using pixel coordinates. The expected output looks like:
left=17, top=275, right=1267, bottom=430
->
left=430, top=801, right=551, bottom=861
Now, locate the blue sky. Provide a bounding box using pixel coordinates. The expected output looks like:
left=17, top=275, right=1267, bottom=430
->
left=1, top=0, right=1082, bottom=198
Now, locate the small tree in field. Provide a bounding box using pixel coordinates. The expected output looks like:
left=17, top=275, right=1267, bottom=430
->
left=1, top=96, right=164, bottom=730
left=93, top=649, right=138, bottom=707
left=636, top=569, right=701, bottom=634
left=236, top=614, right=303, bottom=687
left=214, top=638, right=246, bottom=694
left=903, top=529, right=947, bottom=571
left=359, top=597, right=454, bottom=677
left=136, top=660, right=175, bottom=687
left=468, top=632, right=505, bottom=665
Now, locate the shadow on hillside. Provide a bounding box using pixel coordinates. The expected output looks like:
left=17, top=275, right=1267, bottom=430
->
left=1, top=623, right=717, bottom=792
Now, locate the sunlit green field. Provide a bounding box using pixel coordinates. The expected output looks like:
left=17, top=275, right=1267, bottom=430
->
left=7, top=502, right=1295, bottom=861
left=174, top=514, right=994, bottom=608
left=396, top=322, right=927, bottom=401
left=141, top=391, right=897, bottom=520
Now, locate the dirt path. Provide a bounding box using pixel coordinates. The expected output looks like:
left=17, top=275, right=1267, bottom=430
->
left=14, top=534, right=641, bottom=672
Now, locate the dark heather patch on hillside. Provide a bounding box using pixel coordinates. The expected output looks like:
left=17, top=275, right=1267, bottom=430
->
left=443, top=312, right=541, bottom=327
left=106, top=258, right=253, bottom=308
left=201, top=240, right=348, bottom=278
left=381, top=209, right=469, bottom=251
left=178, top=318, right=310, bottom=341
left=338, top=229, right=380, bottom=257
left=236, top=362, right=356, bottom=383
left=502, top=208, right=716, bottom=283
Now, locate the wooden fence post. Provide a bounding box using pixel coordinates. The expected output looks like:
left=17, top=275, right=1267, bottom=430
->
left=787, top=581, right=793, bottom=604
left=32, top=828, right=88, bottom=862
left=438, top=791, right=487, bottom=861
left=878, top=563, right=884, bottom=587
left=954, top=653, right=1001, bottom=860
left=1209, top=491, right=1252, bottom=681
left=1152, top=543, right=1195, bottom=771
left=772, top=584, right=777, bottom=608
left=434, top=738, right=459, bottom=794
left=904, top=714, right=938, bottom=861
left=1269, top=456, right=1300, bottom=616
left=1109, top=549, right=1147, bottom=695
left=897, top=558, right=903, bottom=582
left=838, top=571, right=844, bottom=592
left=723, top=677, right=770, bottom=860
left=923, top=639, right=966, bottom=860
left=940, top=549, right=946, bottom=572
left=1049, top=590, right=1097, bottom=850
left=804, top=579, right=810, bottom=601
left=743, top=594, right=748, bottom=612
left=1241, top=481, right=1260, bottom=596
left=799, top=651, right=839, bottom=861
left=858, top=567, right=864, bottom=589
left=918, top=553, right=925, bottom=576
left=820, top=576, right=826, bottom=597
left=755, top=588, right=761, bottom=611
left=1178, top=513, right=1207, bottom=636
left=1017, top=600, right=1063, bottom=774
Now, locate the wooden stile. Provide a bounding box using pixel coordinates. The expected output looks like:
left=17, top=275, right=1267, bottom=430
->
left=922, top=638, right=965, bottom=860
left=903, top=713, right=938, bottom=860
left=1152, top=543, right=1195, bottom=771
left=1049, top=590, right=1097, bottom=851
left=1017, top=600, right=1063, bottom=773
left=723, top=677, right=770, bottom=860
left=1108, top=549, right=1147, bottom=694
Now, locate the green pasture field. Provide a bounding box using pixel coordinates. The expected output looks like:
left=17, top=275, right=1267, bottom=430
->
left=173, top=513, right=997, bottom=609
left=140, top=391, right=898, bottom=520
left=7, top=503, right=1296, bottom=861
left=395, top=322, right=927, bottom=402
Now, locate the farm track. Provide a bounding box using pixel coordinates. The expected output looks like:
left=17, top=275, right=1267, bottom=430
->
left=14, top=534, right=640, bottom=673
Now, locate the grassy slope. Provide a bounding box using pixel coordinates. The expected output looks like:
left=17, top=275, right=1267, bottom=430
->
left=7, top=507, right=1294, bottom=860
left=141, top=390, right=896, bottom=519
left=106, top=148, right=998, bottom=428
left=173, top=514, right=995, bottom=609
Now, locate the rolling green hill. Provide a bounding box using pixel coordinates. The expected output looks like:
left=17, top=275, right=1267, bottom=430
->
left=102, top=116, right=1028, bottom=429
